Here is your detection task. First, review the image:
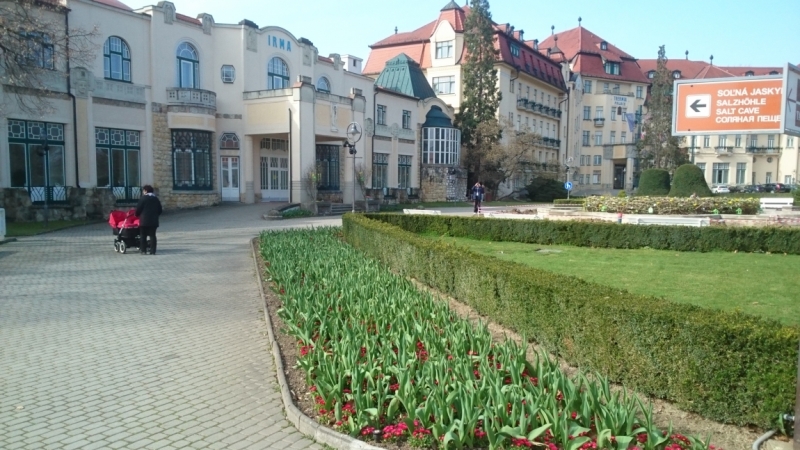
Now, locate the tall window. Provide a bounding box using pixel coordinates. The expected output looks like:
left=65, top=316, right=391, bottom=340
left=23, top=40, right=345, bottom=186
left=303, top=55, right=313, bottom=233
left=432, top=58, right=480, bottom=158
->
left=398, top=155, right=412, bottom=188
left=594, top=131, right=602, bottom=146
left=582, top=131, right=590, bottom=146
left=583, top=106, right=591, bottom=120
left=697, top=163, right=706, bottom=174
left=316, top=77, right=330, bottom=92
left=595, top=107, right=603, bottom=119
left=583, top=80, right=592, bottom=93
left=750, top=135, right=758, bottom=148
left=422, top=127, right=461, bottom=165
left=372, top=153, right=388, bottom=188
left=593, top=155, right=602, bottom=166
left=433, top=76, right=455, bottom=94
left=767, top=135, right=775, bottom=148
left=736, top=162, right=746, bottom=184
left=621, top=131, right=627, bottom=143
left=104, top=36, right=131, bottom=82
left=402, top=110, right=411, bottom=129
left=377, top=105, right=387, bottom=125
left=435, top=41, right=453, bottom=59
left=636, top=86, right=643, bottom=98
left=703, top=135, right=710, bottom=147
left=8, top=120, right=65, bottom=202
left=96, top=128, right=140, bottom=201
left=176, top=42, right=199, bottom=88
left=788, top=137, right=795, bottom=147
left=592, top=171, right=601, bottom=184
left=315, top=144, right=339, bottom=191
left=712, top=163, right=729, bottom=184
left=172, top=130, right=212, bottom=190
left=718, top=135, right=728, bottom=147
left=611, top=107, right=617, bottom=121
left=765, top=172, right=772, bottom=183
left=609, top=131, right=616, bottom=144
left=19, top=31, right=54, bottom=69
left=268, top=57, right=290, bottom=90
left=735, top=134, right=742, bottom=147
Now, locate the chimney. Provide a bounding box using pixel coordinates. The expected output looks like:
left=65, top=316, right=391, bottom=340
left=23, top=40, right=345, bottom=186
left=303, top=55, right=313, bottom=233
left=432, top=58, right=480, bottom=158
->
left=519, top=29, right=524, bottom=41
left=710, top=54, right=714, bottom=66
left=685, top=50, right=689, bottom=60
left=533, top=39, right=539, bottom=51
left=394, top=26, right=398, bottom=34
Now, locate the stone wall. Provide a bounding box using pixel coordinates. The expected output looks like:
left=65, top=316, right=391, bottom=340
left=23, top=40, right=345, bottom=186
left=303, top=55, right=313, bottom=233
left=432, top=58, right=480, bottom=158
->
left=420, top=165, right=468, bottom=202
left=151, top=103, right=221, bottom=210
left=0, top=187, right=116, bottom=222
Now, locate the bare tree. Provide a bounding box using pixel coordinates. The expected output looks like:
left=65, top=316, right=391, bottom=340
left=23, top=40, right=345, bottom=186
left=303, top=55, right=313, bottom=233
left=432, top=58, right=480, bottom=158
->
left=0, top=0, right=99, bottom=116
left=475, top=117, right=542, bottom=194
left=355, top=163, right=371, bottom=200
left=301, top=163, right=320, bottom=213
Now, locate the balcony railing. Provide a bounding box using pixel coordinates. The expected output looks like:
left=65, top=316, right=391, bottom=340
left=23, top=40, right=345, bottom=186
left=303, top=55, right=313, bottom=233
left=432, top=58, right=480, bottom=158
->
left=714, top=146, right=734, bottom=155
left=594, top=118, right=605, bottom=127
left=746, top=146, right=781, bottom=154
left=167, top=87, right=216, bottom=109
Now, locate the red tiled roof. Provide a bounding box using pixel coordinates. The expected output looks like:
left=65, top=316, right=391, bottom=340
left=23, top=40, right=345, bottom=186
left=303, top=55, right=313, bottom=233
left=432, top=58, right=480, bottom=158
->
left=720, top=66, right=783, bottom=76
left=176, top=13, right=201, bottom=26
left=93, top=0, right=133, bottom=11
left=365, top=4, right=564, bottom=91
left=540, top=26, right=648, bottom=84
left=637, top=59, right=783, bottom=80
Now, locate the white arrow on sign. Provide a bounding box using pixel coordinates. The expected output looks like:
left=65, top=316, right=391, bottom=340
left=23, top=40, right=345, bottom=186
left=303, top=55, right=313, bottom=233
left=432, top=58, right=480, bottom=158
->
left=685, top=94, right=711, bottom=118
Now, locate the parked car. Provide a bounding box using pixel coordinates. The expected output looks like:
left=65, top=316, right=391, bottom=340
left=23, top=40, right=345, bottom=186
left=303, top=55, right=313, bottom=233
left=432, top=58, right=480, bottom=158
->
left=762, top=183, right=791, bottom=193
left=740, top=184, right=765, bottom=193
left=711, top=185, right=730, bottom=194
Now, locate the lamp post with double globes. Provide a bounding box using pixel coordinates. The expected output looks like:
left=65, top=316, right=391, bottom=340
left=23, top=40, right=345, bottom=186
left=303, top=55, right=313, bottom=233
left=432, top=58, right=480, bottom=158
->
left=343, top=122, right=362, bottom=213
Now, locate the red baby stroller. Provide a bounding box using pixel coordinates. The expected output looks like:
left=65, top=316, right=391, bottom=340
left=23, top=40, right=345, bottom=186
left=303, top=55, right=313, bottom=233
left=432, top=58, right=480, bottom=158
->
left=109, top=209, right=141, bottom=254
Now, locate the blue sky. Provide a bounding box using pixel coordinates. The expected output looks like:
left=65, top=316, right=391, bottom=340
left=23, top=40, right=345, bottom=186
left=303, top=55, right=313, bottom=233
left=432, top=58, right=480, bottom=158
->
left=129, top=0, right=799, bottom=67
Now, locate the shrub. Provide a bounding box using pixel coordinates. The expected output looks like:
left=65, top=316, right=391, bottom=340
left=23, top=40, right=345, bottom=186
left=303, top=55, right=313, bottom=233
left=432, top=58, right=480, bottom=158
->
left=637, top=169, right=671, bottom=196
left=553, top=198, right=585, bottom=205
left=281, top=208, right=314, bottom=219
left=794, top=188, right=800, bottom=204
left=584, top=196, right=759, bottom=215
left=343, top=214, right=800, bottom=428
left=669, top=164, right=712, bottom=197
left=362, top=213, right=800, bottom=255
left=525, top=178, right=567, bottom=202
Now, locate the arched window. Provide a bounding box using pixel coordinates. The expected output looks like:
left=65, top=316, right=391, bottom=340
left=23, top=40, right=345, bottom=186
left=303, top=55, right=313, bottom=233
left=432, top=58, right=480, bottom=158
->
left=745, top=71, right=755, bottom=76
left=268, top=57, right=289, bottom=90
left=317, top=77, right=330, bottom=93
left=104, top=36, right=131, bottom=82
left=219, top=133, right=240, bottom=149
left=768, top=71, right=779, bottom=75
left=177, top=42, right=199, bottom=88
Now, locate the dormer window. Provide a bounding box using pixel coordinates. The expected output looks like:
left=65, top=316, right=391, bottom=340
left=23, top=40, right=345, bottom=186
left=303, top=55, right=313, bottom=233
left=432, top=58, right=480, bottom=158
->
left=745, top=71, right=755, bottom=76
left=435, top=40, right=453, bottom=59
left=647, top=70, right=655, bottom=79
left=768, top=70, right=778, bottom=75
left=600, top=41, right=608, bottom=51
left=603, top=61, right=620, bottom=75
left=510, top=44, right=520, bottom=57
left=672, top=70, right=681, bottom=79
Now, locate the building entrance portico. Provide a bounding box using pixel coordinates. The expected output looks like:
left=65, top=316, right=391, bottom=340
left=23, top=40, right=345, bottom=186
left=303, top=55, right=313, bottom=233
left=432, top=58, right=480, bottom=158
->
left=258, top=136, right=290, bottom=202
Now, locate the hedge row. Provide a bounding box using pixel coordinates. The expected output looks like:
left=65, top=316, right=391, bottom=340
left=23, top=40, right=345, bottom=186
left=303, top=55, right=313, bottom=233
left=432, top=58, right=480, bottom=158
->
left=552, top=198, right=585, bottom=205
left=343, top=214, right=799, bottom=428
left=585, top=196, right=761, bottom=214
left=364, top=213, right=800, bottom=254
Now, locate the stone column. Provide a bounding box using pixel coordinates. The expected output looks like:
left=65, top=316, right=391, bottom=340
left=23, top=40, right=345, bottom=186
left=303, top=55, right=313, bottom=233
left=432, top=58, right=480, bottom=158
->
left=243, top=135, right=255, bottom=204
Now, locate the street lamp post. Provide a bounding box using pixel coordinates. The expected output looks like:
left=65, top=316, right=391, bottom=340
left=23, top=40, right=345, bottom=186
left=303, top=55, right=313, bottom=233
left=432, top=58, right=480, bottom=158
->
left=38, top=137, right=51, bottom=228
left=343, top=122, right=362, bottom=213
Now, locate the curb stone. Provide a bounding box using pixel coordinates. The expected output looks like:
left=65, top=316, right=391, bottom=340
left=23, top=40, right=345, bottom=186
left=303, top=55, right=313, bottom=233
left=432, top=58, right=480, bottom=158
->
left=251, top=238, right=383, bottom=450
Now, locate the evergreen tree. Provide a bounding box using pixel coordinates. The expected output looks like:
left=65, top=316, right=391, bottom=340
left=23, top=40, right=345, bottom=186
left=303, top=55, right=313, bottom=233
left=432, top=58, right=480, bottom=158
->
left=455, top=0, right=501, bottom=187
left=636, top=46, right=688, bottom=170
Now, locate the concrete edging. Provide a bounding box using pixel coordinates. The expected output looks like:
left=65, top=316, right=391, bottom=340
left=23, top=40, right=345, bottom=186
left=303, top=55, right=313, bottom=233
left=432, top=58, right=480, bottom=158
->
left=250, top=237, right=383, bottom=450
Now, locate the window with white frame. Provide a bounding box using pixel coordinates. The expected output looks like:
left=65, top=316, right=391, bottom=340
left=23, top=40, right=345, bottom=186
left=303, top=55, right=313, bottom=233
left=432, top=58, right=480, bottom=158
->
left=594, top=131, right=602, bottom=146
left=712, top=163, right=729, bottom=184
left=377, top=105, right=387, bottom=125
left=736, top=162, right=746, bottom=184
left=593, top=155, right=602, bottom=166
left=510, top=44, right=520, bottom=57
left=372, top=153, right=388, bottom=188
left=767, top=135, right=775, bottom=148
left=788, top=137, right=795, bottom=147
left=583, top=106, right=591, bottom=120
left=750, top=135, right=758, bottom=148
left=604, top=62, right=620, bottom=75
left=582, top=131, right=590, bottom=146
left=402, top=110, right=411, bottom=129
left=611, top=107, right=617, bottom=121
left=636, top=86, right=643, bottom=98
left=595, top=107, right=603, bottom=119
left=609, top=131, right=616, bottom=144
left=435, top=40, right=453, bottom=59
left=735, top=134, right=742, bottom=147
left=621, top=132, right=627, bottom=143
left=267, top=57, right=289, bottom=90
left=422, top=127, right=461, bottom=165
left=697, top=162, right=706, bottom=174
left=592, top=171, right=601, bottom=184
left=398, top=155, right=412, bottom=188
left=785, top=175, right=793, bottom=184
left=221, top=65, right=235, bottom=83
left=316, top=76, right=330, bottom=92
left=703, top=135, right=710, bottom=147
left=432, top=76, right=455, bottom=94
left=765, top=172, right=772, bottom=183
left=583, top=80, right=592, bottom=93
left=104, top=36, right=131, bottom=82
left=176, top=42, right=199, bottom=88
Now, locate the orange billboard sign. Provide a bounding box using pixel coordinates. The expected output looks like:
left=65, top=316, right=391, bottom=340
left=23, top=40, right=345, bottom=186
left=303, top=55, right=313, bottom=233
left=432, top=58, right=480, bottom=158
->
left=672, top=77, right=783, bottom=135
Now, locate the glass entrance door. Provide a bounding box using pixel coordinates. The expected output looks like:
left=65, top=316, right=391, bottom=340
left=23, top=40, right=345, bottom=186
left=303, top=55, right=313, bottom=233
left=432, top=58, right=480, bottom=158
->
left=260, top=156, right=289, bottom=201
left=220, top=156, right=239, bottom=201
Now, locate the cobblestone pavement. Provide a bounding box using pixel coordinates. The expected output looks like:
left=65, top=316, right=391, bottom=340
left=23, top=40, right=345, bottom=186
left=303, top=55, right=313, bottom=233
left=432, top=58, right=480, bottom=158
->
left=0, top=204, right=341, bottom=450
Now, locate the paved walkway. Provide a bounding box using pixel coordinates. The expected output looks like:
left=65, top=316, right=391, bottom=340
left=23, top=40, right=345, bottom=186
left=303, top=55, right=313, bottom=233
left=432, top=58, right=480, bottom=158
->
left=0, top=204, right=340, bottom=450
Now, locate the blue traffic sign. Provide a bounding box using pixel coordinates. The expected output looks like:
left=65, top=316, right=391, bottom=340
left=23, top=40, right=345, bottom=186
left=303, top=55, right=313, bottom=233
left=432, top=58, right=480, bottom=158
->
left=564, top=181, right=573, bottom=191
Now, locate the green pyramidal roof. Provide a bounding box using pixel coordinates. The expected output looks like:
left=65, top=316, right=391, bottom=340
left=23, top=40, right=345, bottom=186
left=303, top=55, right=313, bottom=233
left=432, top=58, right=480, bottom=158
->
left=374, top=53, right=437, bottom=100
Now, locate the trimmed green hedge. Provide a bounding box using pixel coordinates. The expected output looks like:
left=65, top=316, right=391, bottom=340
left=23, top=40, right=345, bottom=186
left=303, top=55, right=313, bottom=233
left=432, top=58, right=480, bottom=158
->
left=670, top=164, right=712, bottom=197
left=343, top=214, right=799, bottom=428
left=363, top=213, right=800, bottom=254
left=637, top=169, right=671, bottom=196
left=585, top=196, right=761, bottom=215
left=553, top=198, right=585, bottom=205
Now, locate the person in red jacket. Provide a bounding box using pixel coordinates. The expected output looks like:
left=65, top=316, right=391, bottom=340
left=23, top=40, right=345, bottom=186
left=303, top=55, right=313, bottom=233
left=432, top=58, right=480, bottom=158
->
left=135, top=185, right=163, bottom=255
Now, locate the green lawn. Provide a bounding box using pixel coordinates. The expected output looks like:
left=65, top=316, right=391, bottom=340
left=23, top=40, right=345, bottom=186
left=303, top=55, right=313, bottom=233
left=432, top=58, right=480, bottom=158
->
left=436, top=236, right=800, bottom=326
left=5, top=220, right=98, bottom=237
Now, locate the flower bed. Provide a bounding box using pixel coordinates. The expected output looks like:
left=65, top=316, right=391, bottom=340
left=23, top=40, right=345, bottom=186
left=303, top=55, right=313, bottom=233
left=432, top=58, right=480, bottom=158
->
left=261, top=228, right=720, bottom=449
left=584, top=196, right=759, bottom=215
left=344, top=215, right=799, bottom=429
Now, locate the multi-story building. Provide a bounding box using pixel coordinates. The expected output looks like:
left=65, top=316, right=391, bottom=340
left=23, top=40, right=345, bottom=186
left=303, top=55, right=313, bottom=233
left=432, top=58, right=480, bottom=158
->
left=365, top=1, right=567, bottom=196
left=637, top=58, right=797, bottom=188
left=539, top=25, right=649, bottom=193
left=0, top=0, right=458, bottom=220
